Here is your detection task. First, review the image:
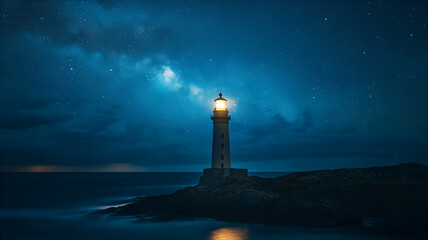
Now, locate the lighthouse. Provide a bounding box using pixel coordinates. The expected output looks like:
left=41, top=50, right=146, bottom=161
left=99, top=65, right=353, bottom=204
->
left=211, top=93, right=231, bottom=169
left=199, top=93, right=248, bottom=186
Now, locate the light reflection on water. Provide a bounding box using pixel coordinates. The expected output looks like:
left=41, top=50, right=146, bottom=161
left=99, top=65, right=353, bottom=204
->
left=209, top=227, right=249, bottom=240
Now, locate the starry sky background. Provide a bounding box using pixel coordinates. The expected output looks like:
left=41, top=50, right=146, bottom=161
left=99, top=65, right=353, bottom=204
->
left=1, top=0, right=427, bottom=172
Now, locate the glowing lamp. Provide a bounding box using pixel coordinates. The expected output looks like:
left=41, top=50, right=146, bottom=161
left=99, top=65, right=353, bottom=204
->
left=214, top=93, right=227, bottom=111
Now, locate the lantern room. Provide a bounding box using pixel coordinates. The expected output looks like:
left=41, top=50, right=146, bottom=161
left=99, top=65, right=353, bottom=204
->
left=214, top=93, right=227, bottom=111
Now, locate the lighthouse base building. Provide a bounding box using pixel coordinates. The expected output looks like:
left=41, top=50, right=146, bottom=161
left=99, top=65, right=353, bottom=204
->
left=199, top=93, right=248, bottom=186
left=199, top=168, right=248, bottom=186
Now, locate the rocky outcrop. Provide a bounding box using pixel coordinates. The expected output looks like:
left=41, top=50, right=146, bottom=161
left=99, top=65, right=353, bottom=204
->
left=98, top=163, right=428, bottom=229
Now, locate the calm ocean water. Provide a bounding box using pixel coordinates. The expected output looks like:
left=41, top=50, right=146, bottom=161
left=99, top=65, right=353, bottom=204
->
left=0, top=172, right=403, bottom=240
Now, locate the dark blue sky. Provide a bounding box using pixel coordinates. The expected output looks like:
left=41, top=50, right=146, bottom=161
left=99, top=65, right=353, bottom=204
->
left=1, top=0, right=427, bottom=172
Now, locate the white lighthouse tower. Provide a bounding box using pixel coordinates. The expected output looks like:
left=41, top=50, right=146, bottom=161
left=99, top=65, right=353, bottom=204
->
left=211, top=93, right=231, bottom=169
left=199, top=93, right=248, bottom=186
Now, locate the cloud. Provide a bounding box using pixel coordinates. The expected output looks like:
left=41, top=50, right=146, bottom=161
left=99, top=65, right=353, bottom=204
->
left=231, top=107, right=427, bottom=166
left=319, top=125, right=357, bottom=134
left=232, top=132, right=428, bottom=165
left=293, top=108, right=312, bottom=133
left=0, top=92, right=80, bottom=130
left=155, top=66, right=182, bottom=90
left=2, top=1, right=183, bottom=59
left=190, top=85, right=204, bottom=101
left=0, top=110, right=72, bottom=130
left=243, top=108, right=313, bottom=142
left=70, top=106, right=122, bottom=133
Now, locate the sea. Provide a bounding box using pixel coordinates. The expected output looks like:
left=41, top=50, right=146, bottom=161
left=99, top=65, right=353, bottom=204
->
left=0, top=172, right=410, bottom=240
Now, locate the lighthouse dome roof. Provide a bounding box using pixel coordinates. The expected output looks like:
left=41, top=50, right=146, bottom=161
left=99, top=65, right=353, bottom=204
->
left=214, top=93, right=227, bottom=102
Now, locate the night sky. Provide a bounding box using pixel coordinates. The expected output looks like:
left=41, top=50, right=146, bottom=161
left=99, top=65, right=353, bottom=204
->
left=1, top=0, right=427, bottom=172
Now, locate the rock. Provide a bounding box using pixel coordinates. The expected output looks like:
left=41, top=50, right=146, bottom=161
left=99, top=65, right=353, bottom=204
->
left=96, top=163, right=428, bottom=229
